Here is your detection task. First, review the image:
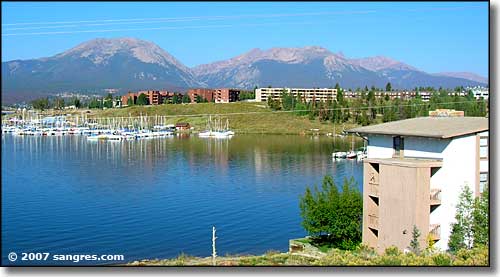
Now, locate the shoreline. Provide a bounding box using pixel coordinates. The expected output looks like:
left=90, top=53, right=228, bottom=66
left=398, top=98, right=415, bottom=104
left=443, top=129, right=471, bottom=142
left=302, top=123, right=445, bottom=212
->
left=5, top=102, right=361, bottom=136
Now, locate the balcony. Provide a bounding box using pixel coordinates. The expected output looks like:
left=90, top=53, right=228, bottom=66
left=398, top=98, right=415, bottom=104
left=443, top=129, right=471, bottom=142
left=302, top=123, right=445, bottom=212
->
left=430, top=189, right=442, bottom=206
left=368, top=183, right=379, bottom=198
left=367, top=214, right=379, bottom=230
left=429, top=224, right=441, bottom=241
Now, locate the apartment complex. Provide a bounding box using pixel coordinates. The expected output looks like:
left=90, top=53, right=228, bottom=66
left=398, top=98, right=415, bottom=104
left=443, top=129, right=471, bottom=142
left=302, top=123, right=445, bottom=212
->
left=214, top=88, right=240, bottom=103
left=121, top=90, right=181, bottom=106
left=469, top=86, right=489, bottom=100
left=347, top=117, right=488, bottom=253
left=255, top=88, right=338, bottom=102
left=187, top=88, right=216, bottom=103
left=187, top=88, right=240, bottom=103
left=253, top=88, right=440, bottom=102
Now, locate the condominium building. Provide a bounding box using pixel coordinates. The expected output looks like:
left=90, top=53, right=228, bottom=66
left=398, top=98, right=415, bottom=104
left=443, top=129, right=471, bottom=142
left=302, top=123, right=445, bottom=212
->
left=254, top=88, right=338, bottom=102
left=347, top=117, right=488, bottom=253
left=470, top=87, right=489, bottom=100
left=187, top=88, right=216, bottom=103
left=214, top=88, right=240, bottom=103
left=121, top=90, right=180, bottom=106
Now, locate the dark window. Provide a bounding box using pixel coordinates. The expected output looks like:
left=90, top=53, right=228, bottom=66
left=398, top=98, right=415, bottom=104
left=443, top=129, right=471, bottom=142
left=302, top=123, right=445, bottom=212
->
left=393, top=136, right=404, bottom=157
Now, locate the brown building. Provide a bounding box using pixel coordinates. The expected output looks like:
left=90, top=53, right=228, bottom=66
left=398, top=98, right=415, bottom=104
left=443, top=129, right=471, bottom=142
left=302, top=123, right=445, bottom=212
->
left=188, top=88, right=216, bottom=103
left=122, top=90, right=181, bottom=106
left=121, top=92, right=138, bottom=106
left=214, top=88, right=240, bottom=103
left=175, top=122, right=191, bottom=130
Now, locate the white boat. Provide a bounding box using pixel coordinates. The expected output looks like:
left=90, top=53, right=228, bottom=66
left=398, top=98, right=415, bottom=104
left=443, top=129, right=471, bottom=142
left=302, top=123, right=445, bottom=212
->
left=332, top=151, right=347, bottom=159
left=346, top=151, right=357, bottom=159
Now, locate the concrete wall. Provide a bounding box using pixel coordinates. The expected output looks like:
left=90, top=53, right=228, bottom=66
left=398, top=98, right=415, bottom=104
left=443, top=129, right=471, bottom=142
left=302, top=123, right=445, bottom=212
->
left=378, top=164, right=430, bottom=252
left=430, top=135, right=478, bottom=250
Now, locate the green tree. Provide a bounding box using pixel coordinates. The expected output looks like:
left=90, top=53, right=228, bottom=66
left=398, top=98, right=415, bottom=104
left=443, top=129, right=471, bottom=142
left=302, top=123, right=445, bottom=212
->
left=182, top=94, right=191, bottom=103
left=88, top=98, right=103, bottom=109
left=53, top=97, right=65, bottom=110
left=72, top=98, right=81, bottom=108
left=281, top=89, right=294, bottom=110
left=127, top=97, right=134, bottom=106
left=299, top=176, right=362, bottom=250
left=448, top=185, right=474, bottom=252
left=172, top=94, right=179, bottom=104
left=103, top=93, right=113, bottom=108
left=409, top=225, right=421, bottom=255
left=473, top=185, right=489, bottom=247
left=386, top=82, right=392, bottom=92
left=136, top=93, right=148, bottom=105
left=31, top=97, right=50, bottom=111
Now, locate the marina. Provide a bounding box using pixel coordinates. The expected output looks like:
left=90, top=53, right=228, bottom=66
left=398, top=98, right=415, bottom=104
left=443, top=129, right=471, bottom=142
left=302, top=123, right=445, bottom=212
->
left=2, top=113, right=235, bottom=141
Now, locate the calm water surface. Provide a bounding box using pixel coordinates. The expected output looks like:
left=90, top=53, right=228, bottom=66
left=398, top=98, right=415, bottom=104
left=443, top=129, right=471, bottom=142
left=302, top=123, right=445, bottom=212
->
left=2, top=134, right=362, bottom=265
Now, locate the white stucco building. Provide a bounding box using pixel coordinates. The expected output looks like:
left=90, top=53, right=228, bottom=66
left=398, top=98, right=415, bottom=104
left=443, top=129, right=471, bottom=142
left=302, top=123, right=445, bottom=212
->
left=347, top=117, right=488, bottom=253
left=254, top=87, right=337, bottom=102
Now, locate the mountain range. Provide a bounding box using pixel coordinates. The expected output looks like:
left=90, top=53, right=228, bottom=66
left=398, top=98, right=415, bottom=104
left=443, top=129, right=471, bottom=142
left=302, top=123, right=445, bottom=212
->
left=2, top=37, right=488, bottom=103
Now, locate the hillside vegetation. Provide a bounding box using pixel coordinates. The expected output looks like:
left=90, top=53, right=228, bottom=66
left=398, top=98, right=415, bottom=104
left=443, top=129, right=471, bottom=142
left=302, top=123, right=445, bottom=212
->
left=126, top=245, right=488, bottom=266
left=86, top=102, right=356, bottom=135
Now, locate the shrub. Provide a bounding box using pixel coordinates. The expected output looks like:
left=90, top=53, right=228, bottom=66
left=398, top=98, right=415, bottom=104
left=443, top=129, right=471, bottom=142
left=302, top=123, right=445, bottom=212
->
left=299, top=176, right=362, bottom=250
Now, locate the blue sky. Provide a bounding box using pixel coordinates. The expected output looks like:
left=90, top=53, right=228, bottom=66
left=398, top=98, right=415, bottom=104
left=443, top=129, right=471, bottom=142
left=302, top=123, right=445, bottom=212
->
left=2, top=2, right=489, bottom=76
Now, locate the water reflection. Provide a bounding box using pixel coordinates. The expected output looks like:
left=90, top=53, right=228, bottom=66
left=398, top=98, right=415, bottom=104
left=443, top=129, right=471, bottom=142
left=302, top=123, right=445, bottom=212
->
left=2, top=134, right=363, bottom=264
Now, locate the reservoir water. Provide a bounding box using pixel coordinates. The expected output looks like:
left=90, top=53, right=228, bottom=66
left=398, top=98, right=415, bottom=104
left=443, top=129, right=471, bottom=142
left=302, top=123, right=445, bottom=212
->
left=2, top=134, right=363, bottom=265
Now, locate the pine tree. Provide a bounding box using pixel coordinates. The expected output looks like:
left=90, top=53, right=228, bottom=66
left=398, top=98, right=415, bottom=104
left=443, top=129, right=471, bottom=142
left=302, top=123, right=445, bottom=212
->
left=409, top=225, right=421, bottom=255
left=385, top=82, right=392, bottom=92
left=137, top=93, right=148, bottom=105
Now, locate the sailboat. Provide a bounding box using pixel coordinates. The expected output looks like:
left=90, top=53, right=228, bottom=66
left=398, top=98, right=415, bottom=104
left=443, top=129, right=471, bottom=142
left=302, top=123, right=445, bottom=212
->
left=199, top=116, right=214, bottom=137
left=346, top=134, right=357, bottom=159
left=199, top=116, right=234, bottom=138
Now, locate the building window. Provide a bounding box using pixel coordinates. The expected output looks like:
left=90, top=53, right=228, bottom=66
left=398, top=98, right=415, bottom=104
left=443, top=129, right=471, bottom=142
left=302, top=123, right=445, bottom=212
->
left=480, top=172, right=488, bottom=193
left=393, top=136, right=404, bottom=157
left=480, top=136, right=488, bottom=159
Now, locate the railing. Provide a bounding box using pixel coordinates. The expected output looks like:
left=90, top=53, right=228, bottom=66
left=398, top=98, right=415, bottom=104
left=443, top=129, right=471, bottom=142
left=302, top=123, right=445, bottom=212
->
left=368, top=214, right=379, bottom=230
left=429, top=224, right=441, bottom=241
left=430, top=189, right=442, bottom=206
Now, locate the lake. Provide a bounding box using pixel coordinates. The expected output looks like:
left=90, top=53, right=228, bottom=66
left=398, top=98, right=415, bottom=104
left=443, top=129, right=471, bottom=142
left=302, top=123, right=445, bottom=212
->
left=2, top=134, right=363, bottom=265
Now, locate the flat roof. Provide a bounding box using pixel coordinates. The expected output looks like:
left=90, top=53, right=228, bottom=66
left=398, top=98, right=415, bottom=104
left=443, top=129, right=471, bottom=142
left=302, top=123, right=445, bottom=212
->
left=364, top=158, right=443, bottom=168
left=347, top=117, right=488, bottom=139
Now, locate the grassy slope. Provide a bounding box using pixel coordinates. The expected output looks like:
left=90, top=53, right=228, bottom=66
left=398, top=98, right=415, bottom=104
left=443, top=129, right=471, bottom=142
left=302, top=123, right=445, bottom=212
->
left=126, top=246, right=489, bottom=266
left=83, top=102, right=358, bottom=135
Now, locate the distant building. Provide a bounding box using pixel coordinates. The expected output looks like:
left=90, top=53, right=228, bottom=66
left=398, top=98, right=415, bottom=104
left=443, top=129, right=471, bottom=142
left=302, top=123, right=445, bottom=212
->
left=429, top=109, right=464, bottom=117
left=121, top=90, right=180, bottom=106
left=188, top=88, right=216, bottom=103
left=255, top=88, right=338, bottom=102
left=113, top=98, right=122, bottom=108
left=214, top=88, right=240, bottom=103
left=187, top=88, right=240, bottom=103
left=175, top=122, right=191, bottom=130
left=469, top=86, right=489, bottom=100
left=121, top=92, right=138, bottom=106
left=347, top=117, right=488, bottom=253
